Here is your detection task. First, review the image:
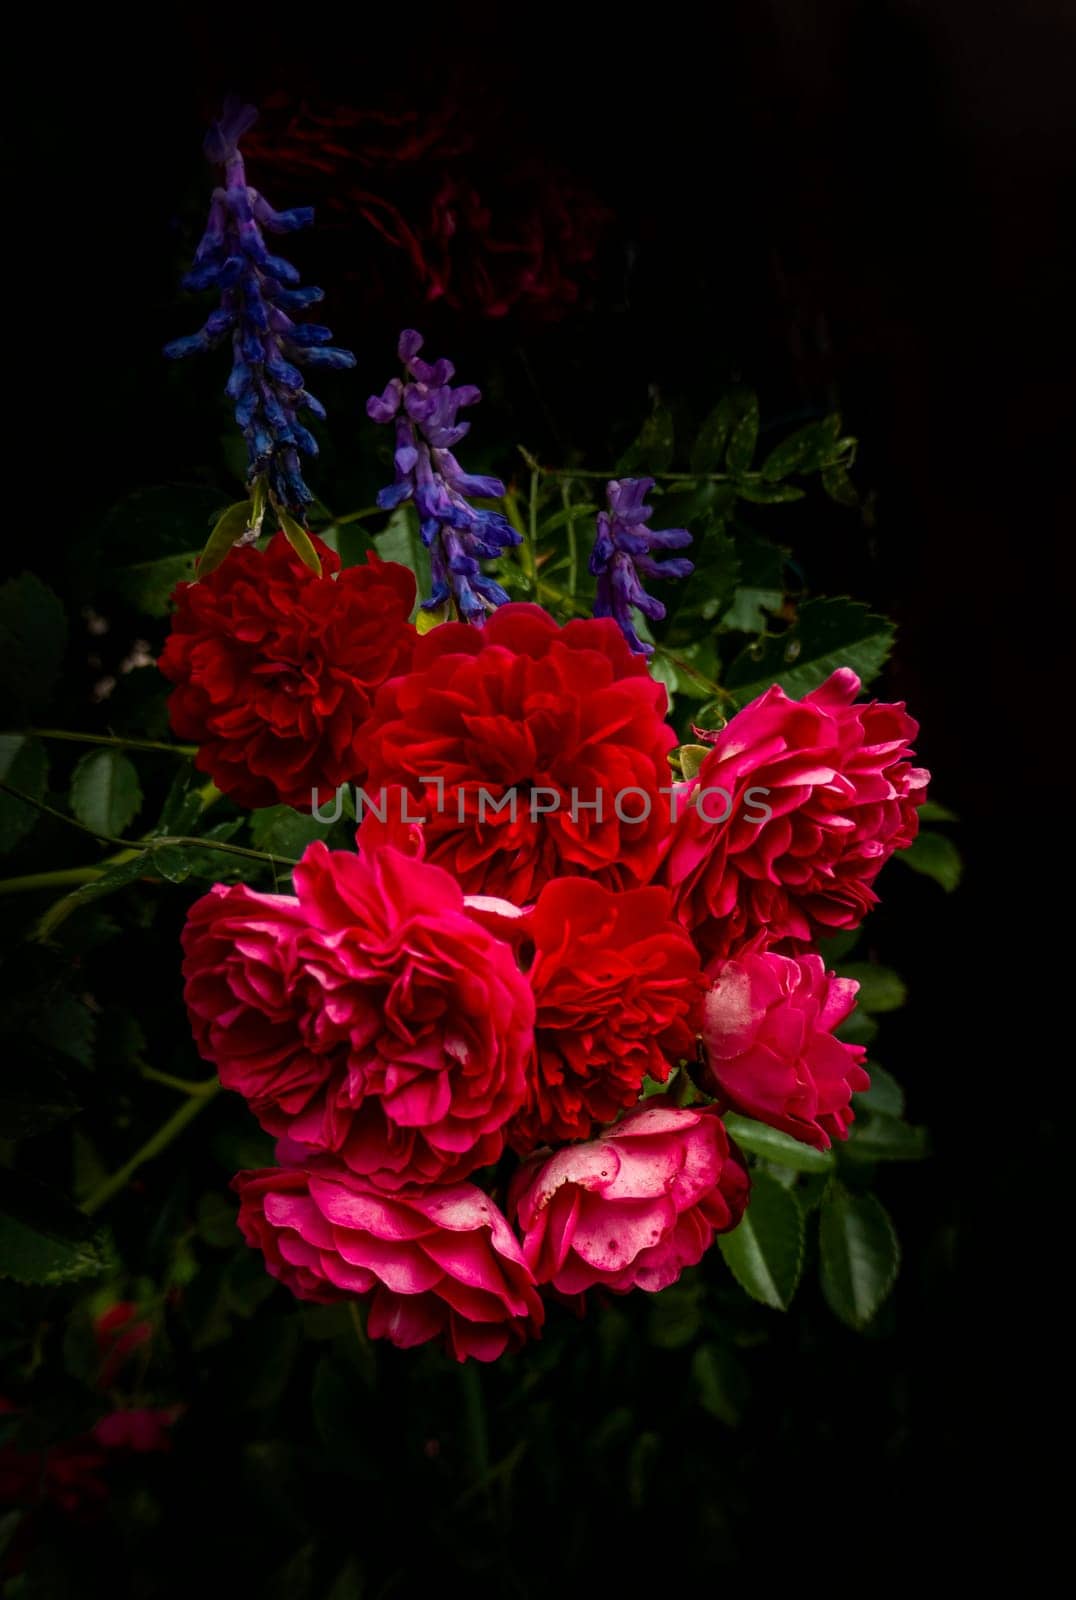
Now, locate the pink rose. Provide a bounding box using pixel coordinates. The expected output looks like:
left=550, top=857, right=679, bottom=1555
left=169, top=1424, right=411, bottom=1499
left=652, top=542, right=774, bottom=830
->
left=663, top=668, right=929, bottom=963
left=701, top=950, right=870, bottom=1149
left=233, top=1164, right=544, bottom=1362
left=510, top=1105, right=749, bottom=1295
left=182, top=840, right=534, bottom=1187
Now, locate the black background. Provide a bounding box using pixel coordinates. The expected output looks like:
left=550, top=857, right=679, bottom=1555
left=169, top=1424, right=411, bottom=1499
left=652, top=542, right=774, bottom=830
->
left=8, top=1, right=1073, bottom=1583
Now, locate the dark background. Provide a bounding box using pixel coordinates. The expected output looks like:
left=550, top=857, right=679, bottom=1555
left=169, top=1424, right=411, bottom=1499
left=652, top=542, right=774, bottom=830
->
left=8, top=1, right=1072, bottom=1585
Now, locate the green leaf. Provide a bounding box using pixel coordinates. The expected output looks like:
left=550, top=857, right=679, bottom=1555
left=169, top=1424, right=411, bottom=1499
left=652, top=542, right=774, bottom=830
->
left=723, top=1113, right=835, bottom=1173
left=0, top=735, right=48, bottom=853
left=821, top=463, right=859, bottom=506
left=918, top=800, right=959, bottom=823
left=718, top=1170, right=804, bottom=1310
left=686, top=526, right=741, bottom=621
left=250, top=805, right=331, bottom=858
left=113, top=550, right=201, bottom=615
left=760, top=416, right=841, bottom=480
left=150, top=843, right=193, bottom=882
left=0, top=573, right=67, bottom=716
left=898, top=831, right=963, bottom=892
left=538, top=503, right=600, bottom=536
left=0, top=1058, right=79, bottom=1139
left=69, top=749, right=143, bottom=837
left=196, top=500, right=255, bottom=580
left=735, top=481, right=806, bottom=504
left=725, top=597, right=895, bottom=705
left=838, top=962, right=907, bottom=1013
left=721, top=586, right=784, bottom=633
left=647, top=1273, right=702, bottom=1348
left=677, top=743, right=711, bottom=781
left=26, top=989, right=95, bottom=1067
left=153, top=763, right=203, bottom=836
left=648, top=652, right=678, bottom=706
left=819, top=928, right=861, bottom=964
left=0, top=1170, right=108, bottom=1286
left=819, top=1181, right=899, bottom=1328
left=277, top=509, right=323, bottom=576
left=725, top=393, right=759, bottom=474
left=692, top=1342, right=749, bottom=1426
left=836, top=1008, right=878, bottom=1046
left=616, top=403, right=675, bottom=475
left=36, top=854, right=151, bottom=939
left=855, top=1063, right=904, bottom=1118
left=178, top=821, right=247, bottom=880
left=845, top=1113, right=929, bottom=1163
left=689, top=397, right=735, bottom=474
left=373, top=506, right=431, bottom=616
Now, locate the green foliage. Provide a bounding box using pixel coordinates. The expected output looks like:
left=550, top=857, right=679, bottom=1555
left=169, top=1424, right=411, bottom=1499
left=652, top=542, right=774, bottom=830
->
left=277, top=506, right=324, bottom=575
left=113, top=550, right=201, bottom=614
left=616, top=401, right=676, bottom=475
left=899, top=829, right=963, bottom=891
left=724, top=597, right=894, bottom=705
left=818, top=1182, right=900, bottom=1329
left=0, top=735, right=48, bottom=852
left=718, top=1171, right=805, bottom=1310
left=838, top=962, right=908, bottom=1013
left=194, top=498, right=255, bottom=579
left=723, top=1113, right=835, bottom=1173
left=70, top=748, right=144, bottom=836
left=0, top=376, right=949, bottom=1590
left=0, top=1170, right=108, bottom=1286
left=249, top=805, right=330, bottom=858
left=373, top=505, right=432, bottom=616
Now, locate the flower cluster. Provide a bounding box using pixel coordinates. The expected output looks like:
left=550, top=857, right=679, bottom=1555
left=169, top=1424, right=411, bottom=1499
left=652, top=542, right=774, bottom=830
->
left=164, top=99, right=355, bottom=516
left=367, top=330, right=521, bottom=622
left=589, top=478, right=694, bottom=654
left=162, top=307, right=929, bottom=1358
left=181, top=617, right=926, bottom=1359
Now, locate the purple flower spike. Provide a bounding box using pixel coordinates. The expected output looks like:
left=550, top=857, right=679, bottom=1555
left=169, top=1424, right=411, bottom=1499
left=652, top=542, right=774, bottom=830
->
left=588, top=478, right=693, bottom=654
left=366, top=331, right=521, bottom=625
left=165, top=98, right=356, bottom=519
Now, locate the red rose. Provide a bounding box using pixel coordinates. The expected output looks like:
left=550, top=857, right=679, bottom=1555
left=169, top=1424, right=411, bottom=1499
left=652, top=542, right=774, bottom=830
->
left=470, top=879, right=704, bottom=1151
left=182, top=839, right=534, bottom=1188
left=357, top=603, right=677, bottom=902
left=233, top=1163, right=543, bottom=1362
left=701, top=950, right=870, bottom=1149
left=160, top=533, right=416, bottom=809
left=663, top=668, right=929, bottom=962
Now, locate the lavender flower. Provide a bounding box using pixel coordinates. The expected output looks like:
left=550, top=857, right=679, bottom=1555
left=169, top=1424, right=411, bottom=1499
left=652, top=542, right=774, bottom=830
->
left=367, top=331, right=521, bottom=623
left=165, top=99, right=355, bottom=519
left=589, top=478, right=694, bottom=654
